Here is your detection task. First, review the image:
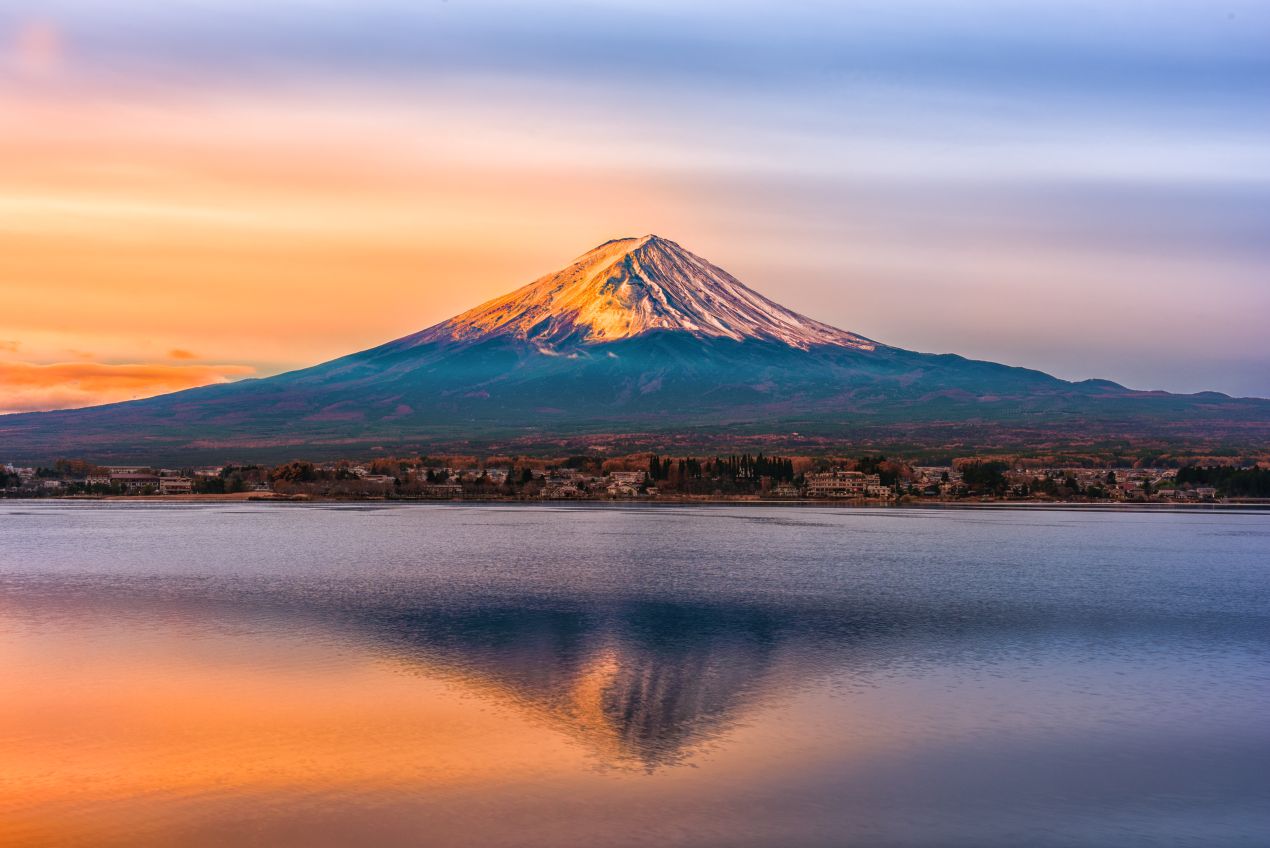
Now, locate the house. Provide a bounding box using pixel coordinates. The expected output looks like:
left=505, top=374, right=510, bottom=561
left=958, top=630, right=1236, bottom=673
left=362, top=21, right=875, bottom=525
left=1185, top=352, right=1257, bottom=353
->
left=607, top=482, right=642, bottom=497
left=608, top=470, right=646, bottom=485
left=544, top=483, right=583, bottom=499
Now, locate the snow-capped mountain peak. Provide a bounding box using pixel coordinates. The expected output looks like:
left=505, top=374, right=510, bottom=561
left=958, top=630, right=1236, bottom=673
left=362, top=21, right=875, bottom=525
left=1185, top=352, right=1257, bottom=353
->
left=414, top=235, right=876, bottom=351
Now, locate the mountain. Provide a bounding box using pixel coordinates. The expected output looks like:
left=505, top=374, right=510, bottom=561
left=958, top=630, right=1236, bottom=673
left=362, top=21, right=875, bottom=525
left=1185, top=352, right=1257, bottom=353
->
left=414, top=235, right=875, bottom=350
left=3, top=235, right=1268, bottom=462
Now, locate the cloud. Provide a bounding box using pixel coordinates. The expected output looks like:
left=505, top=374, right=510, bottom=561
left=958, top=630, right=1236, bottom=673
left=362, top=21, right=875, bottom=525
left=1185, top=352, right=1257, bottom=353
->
left=0, top=360, right=255, bottom=413
left=2, top=0, right=1266, bottom=399
left=9, top=18, right=63, bottom=77
left=168, top=348, right=198, bottom=360
left=0, top=340, right=19, bottom=353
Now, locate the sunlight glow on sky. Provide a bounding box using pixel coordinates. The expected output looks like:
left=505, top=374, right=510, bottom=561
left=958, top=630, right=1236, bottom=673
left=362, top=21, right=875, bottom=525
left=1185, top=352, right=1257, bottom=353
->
left=2, top=0, right=1269, bottom=411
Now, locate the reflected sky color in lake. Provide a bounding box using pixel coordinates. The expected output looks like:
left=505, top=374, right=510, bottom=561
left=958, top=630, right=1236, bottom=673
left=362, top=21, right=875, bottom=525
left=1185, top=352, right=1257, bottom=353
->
left=2, top=503, right=1268, bottom=846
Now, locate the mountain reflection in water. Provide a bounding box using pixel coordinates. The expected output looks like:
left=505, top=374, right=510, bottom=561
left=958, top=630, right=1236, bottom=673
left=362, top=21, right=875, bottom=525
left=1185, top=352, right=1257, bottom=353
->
left=351, top=600, right=785, bottom=769
left=217, top=563, right=1269, bottom=773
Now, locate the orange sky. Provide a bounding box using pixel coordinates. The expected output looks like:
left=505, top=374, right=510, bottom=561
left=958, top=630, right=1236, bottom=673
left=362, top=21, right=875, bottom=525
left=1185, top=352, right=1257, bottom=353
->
left=3, top=4, right=1269, bottom=411
left=0, top=71, right=703, bottom=411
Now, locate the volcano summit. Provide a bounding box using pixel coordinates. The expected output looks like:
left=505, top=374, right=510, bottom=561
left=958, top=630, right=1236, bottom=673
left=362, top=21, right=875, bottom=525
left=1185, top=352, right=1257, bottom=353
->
left=415, top=235, right=875, bottom=351
left=3, top=235, right=1268, bottom=462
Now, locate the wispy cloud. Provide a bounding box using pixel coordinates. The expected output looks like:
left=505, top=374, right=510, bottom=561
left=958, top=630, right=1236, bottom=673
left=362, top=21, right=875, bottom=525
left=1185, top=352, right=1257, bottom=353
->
left=7, top=18, right=63, bottom=77
left=0, top=360, right=254, bottom=413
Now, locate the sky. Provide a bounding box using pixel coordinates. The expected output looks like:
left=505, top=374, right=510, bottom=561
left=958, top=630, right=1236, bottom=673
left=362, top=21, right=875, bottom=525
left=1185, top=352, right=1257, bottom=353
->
left=2, top=0, right=1269, bottom=413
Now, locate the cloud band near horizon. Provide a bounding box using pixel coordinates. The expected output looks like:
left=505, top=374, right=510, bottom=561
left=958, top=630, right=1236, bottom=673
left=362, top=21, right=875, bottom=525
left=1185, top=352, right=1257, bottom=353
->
left=0, top=361, right=255, bottom=414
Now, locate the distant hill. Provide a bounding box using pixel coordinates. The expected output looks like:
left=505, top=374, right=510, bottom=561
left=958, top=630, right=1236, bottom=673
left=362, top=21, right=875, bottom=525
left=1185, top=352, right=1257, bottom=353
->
left=4, top=235, right=1268, bottom=463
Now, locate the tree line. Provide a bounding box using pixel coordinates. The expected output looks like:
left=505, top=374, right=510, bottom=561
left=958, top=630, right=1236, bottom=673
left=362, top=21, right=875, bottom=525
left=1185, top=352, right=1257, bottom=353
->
left=1176, top=466, right=1270, bottom=497
left=648, top=453, right=796, bottom=483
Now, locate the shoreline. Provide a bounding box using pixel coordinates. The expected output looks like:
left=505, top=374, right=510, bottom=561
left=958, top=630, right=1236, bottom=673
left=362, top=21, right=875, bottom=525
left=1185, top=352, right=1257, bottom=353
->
left=9, top=494, right=1269, bottom=512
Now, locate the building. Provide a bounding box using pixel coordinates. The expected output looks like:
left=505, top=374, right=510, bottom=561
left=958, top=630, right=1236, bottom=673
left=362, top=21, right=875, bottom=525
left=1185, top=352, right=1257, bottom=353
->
left=159, top=476, right=194, bottom=495
left=913, top=466, right=959, bottom=484
left=805, top=471, right=880, bottom=498
left=608, top=470, right=646, bottom=485
left=865, top=482, right=895, bottom=499
left=544, top=483, right=583, bottom=499
left=418, top=483, right=463, bottom=498
left=111, top=473, right=161, bottom=492
left=607, top=482, right=642, bottom=497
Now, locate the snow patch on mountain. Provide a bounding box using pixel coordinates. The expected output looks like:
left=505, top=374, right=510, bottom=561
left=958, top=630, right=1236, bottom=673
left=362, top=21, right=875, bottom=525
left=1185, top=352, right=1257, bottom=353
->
left=411, top=235, right=877, bottom=351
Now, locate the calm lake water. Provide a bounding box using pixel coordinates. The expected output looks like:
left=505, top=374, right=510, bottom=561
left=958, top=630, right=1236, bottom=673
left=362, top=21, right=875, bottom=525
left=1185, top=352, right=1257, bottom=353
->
left=2, top=502, right=1268, bottom=847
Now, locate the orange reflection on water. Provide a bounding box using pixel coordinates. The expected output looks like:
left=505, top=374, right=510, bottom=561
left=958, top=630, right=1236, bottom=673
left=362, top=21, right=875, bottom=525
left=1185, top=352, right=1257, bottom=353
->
left=0, top=596, right=884, bottom=848
left=0, top=611, right=594, bottom=847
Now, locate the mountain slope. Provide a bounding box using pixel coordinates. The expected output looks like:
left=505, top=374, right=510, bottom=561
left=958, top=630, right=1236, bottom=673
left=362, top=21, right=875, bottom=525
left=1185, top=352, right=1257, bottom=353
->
left=3, top=235, right=1268, bottom=462
left=407, top=235, right=875, bottom=350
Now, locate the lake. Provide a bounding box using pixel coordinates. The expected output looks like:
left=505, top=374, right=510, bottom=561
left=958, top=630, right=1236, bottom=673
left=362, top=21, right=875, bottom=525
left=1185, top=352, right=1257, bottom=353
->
left=2, top=502, right=1268, bottom=846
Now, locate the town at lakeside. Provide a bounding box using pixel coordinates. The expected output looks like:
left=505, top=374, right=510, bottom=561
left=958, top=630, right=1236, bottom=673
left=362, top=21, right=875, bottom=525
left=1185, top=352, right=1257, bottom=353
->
left=6, top=453, right=1269, bottom=505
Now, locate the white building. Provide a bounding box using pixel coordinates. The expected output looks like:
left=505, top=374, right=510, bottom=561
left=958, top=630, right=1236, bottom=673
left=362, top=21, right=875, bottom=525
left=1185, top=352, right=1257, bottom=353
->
left=805, top=471, right=880, bottom=498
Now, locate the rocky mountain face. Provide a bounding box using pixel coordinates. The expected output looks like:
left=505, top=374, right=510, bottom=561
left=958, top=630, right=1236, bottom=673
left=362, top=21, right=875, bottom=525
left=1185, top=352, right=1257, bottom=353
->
left=3, top=236, right=1267, bottom=462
